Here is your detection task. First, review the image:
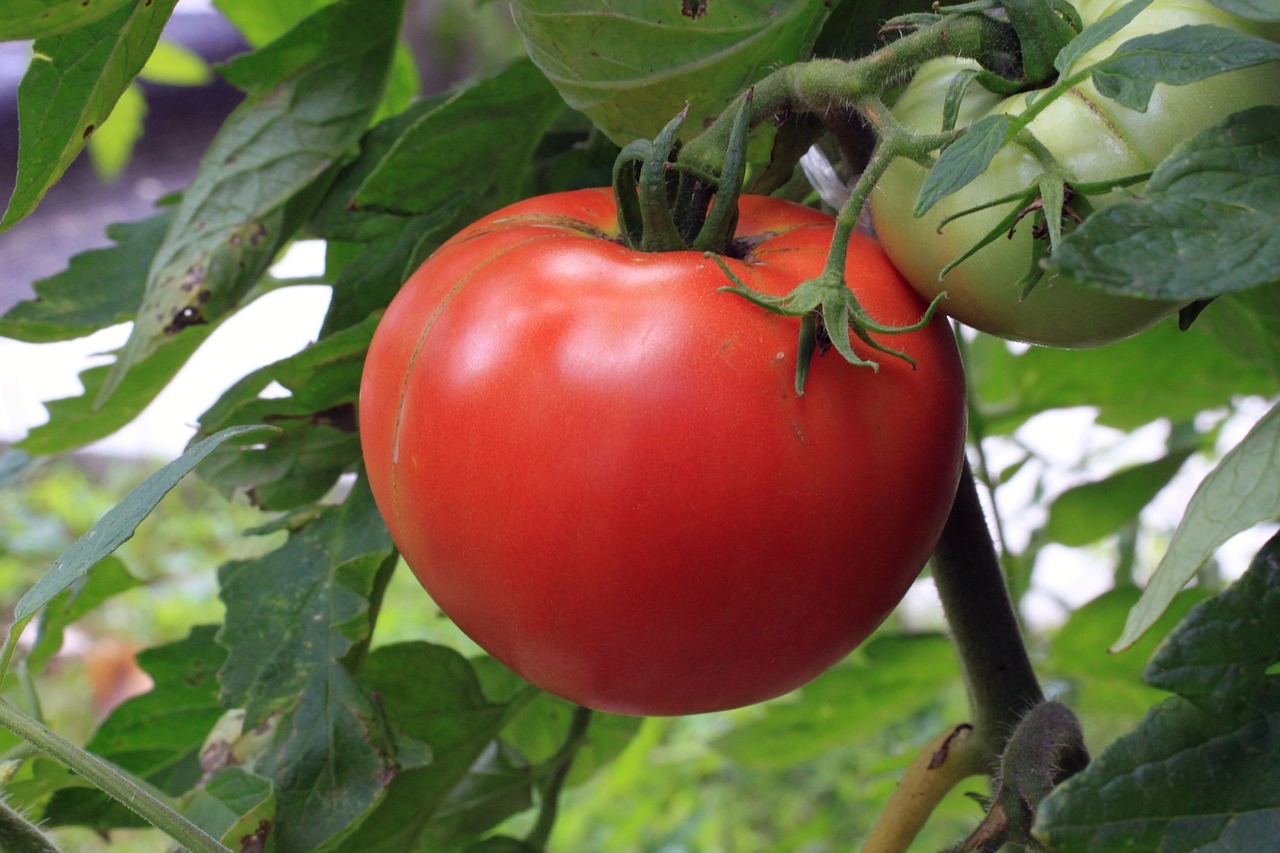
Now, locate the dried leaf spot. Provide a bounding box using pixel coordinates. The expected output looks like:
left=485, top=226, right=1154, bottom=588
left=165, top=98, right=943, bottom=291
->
left=180, top=264, right=207, bottom=290
left=682, top=0, right=709, bottom=19
left=239, top=820, right=272, bottom=853
left=165, top=306, right=208, bottom=335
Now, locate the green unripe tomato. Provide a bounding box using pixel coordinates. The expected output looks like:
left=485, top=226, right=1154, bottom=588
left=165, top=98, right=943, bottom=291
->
left=870, top=0, right=1280, bottom=348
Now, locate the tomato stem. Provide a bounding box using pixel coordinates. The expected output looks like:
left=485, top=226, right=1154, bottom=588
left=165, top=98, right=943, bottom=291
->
left=0, top=697, right=231, bottom=853
left=932, top=461, right=1044, bottom=756
left=525, top=705, right=594, bottom=850
left=678, top=12, right=1015, bottom=179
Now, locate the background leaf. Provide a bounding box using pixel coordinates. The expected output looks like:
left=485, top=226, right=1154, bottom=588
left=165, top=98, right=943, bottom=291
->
left=9, top=424, right=268, bottom=626
left=1116, top=400, right=1280, bottom=649
left=714, top=635, right=959, bottom=769
left=100, top=0, right=405, bottom=403
left=0, top=211, right=169, bottom=343
left=1208, top=0, right=1280, bottom=21
left=1038, top=534, right=1280, bottom=851
left=965, top=319, right=1275, bottom=436
left=511, top=0, right=832, bottom=145
left=330, top=642, right=525, bottom=853
left=354, top=60, right=563, bottom=216
left=1044, top=449, right=1194, bottom=547
left=0, top=0, right=178, bottom=232
left=42, top=626, right=228, bottom=829
left=0, top=0, right=137, bottom=41
left=216, top=478, right=400, bottom=851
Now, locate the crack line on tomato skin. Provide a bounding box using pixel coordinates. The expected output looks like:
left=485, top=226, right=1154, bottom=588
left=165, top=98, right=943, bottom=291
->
left=1064, top=86, right=1151, bottom=172
left=386, top=232, right=569, bottom=542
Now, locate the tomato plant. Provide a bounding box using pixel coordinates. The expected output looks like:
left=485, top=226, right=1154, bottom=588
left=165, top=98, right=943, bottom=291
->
left=4, top=0, right=1280, bottom=850
left=869, top=0, right=1280, bottom=347
left=359, top=188, right=968, bottom=716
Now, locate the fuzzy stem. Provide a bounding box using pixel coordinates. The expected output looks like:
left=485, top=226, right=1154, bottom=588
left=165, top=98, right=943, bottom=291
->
left=861, top=724, right=987, bottom=853
left=680, top=13, right=1014, bottom=177
left=0, top=698, right=230, bottom=853
left=0, top=797, right=61, bottom=853
left=932, top=462, right=1044, bottom=758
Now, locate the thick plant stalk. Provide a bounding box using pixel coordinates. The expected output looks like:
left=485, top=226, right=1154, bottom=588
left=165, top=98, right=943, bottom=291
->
left=0, top=699, right=230, bottom=853
left=861, top=462, right=1046, bottom=852
left=933, top=461, right=1044, bottom=756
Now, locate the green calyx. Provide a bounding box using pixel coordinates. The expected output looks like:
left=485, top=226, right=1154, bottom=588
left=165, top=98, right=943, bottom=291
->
left=712, top=257, right=946, bottom=396
left=612, top=91, right=753, bottom=256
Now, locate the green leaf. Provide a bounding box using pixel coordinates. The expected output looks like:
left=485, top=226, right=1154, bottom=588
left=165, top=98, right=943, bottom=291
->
left=0, top=0, right=136, bottom=43
left=217, top=475, right=393, bottom=725
left=17, top=320, right=215, bottom=455
left=1042, top=587, right=1209, bottom=748
left=26, top=555, right=143, bottom=672
left=99, top=0, right=405, bottom=404
left=965, top=316, right=1275, bottom=436
left=181, top=767, right=275, bottom=851
left=465, top=837, right=541, bottom=853
left=1051, top=105, right=1280, bottom=301
left=0, top=211, right=169, bottom=343
left=43, top=626, right=228, bottom=829
left=194, top=314, right=376, bottom=509
left=1090, top=25, right=1280, bottom=112
left=423, top=741, right=535, bottom=845
left=306, top=96, right=445, bottom=242
left=0, top=0, right=177, bottom=232
left=212, top=0, right=336, bottom=46
left=914, top=114, right=1010, bottom=215
left=330, top=643, right=523, bottom=853
left=714, top=634, right=959, bottom=769
left=1209, top=0, right=1280, bottom=21
left=217, top=478, right=399, bottom=851
left=511, top=0, right=832, bottom=145
left=1038, top=535, right=1280, bottom=851
left=354, top=60, right=563, bottom=216
left=1052, top=0, right=1152, bottom=74
left=1116, top=399, right=1280, bottom=650
left=6, top=424, right=268, bottom=631
left=1145, top=532, right=1280, bottom=712
left=138, top=40, right=212, bottom=86
left=255, top=663, right=401, bottom=852
left=319, top=215, right=454, bottom=335
left=1196, top=285, right=1280, bottom=383
left=1044, top=449, right=1194, bottom=547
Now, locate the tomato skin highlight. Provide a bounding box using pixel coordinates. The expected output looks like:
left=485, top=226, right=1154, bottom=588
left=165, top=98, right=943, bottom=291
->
left=870, top=0, right=1280, bottom=348
left=360, top=188, right=967, bottom=716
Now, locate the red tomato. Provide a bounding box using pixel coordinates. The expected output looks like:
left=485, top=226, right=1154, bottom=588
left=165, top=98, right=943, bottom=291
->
left=359, top=188, right=967, bottom=715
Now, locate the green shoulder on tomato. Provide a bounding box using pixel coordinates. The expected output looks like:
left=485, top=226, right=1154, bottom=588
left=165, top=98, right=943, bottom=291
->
left=869, top=0, right=1280, bottom=348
